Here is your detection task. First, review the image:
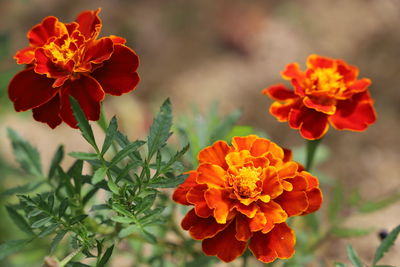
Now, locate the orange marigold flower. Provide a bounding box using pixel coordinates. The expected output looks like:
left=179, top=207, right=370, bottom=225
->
left=173, top=135, right=322, bottom=263
left=262, top=54, right=376, bottom=140
left=8, top=9, right=140, bottom=128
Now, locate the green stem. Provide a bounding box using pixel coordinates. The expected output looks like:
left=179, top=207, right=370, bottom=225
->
left=58, top=247, right=83, bottom=267
left=305, top=138, right=322, bottom=171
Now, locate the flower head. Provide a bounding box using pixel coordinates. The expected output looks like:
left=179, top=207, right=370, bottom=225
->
left=8, top=9, right=140, bottom=128
left=173, top=135, right=322, bottom=263
left=262, top=54, right=376, bottom=139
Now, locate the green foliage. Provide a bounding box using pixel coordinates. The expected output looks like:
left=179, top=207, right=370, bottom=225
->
left=372, top=225, right=400, bottom=265
left=346, top=245, right=364, bottom=267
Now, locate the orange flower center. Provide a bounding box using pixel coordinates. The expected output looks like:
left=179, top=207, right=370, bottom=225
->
left=44, top=36, right=78, bottom=65
left=308, top=68, right=346, bottom=96
left=232, top=166, right=262, bottom=198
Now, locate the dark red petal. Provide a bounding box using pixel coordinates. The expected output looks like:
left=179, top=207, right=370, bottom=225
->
left=181, top=209, right=229, bottom=240
left=329, top=92, right=376, bottom=131
left=303, top=96, right=336, bottom=115
left=172, top=171, right=198, bottom=205
left=8, top=68, right=58, bottom=111
left=28, top=16, right=62, bottom=47
left=15, top=47, right=35, bottom=64
left=275, top=191, right=308, bottom=216
left=336, top=60, right=358, bottom=83
left=91, top=44, right=139, bottom=96
left=281, top=63, right=304, bottom=81
left=262, top=84, right=297, bottom=101
left=76, top=9, right=102, bottom=40
left=82, top=37, right=114, bottom=64
left=59, top=75, right=105, bottom=128
left=288, top=107, right=329, bottom=140
left=306, top=54, right=334, bottom=69
left=187, top=185, right=213, bottom=218
left=235, top=215, right=252, bottom=241
left=202, top=221, right=247, bottom=262
left=249, top=223, right=295, bottom=263
left=34, top=48, right=70, bottom=79
left=269, top=100, right=300, bottom=122
left=302, top=188, right=323, bottom=215
left=32, top=95, right=62, bottom=128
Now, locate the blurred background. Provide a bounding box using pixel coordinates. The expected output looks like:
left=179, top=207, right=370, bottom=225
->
left=0, top=0, right=399, bottom=266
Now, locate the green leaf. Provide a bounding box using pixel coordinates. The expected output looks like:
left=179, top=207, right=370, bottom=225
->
left=111, top=216, right=134, bottom=224
left=57, top=166, right=75, bottom=197
left=48, top=145, right=64, bottom=178
left=118, top=225, right=137, bottom=238
left=109, top=140, right=145, bottom=168
left=101, top=116, right=118, bottom=156
left=147, top=99, right=173, bottom=159
left=97, top=245, right=114, bottom=267
left=69, top=152, right=98, bottom=160
left=331, top=227, right=373, bottom=238
left=225, top=125, right=254, bottom=141
left=149, top=174, right=187, bottom=188
left=70, top=97, right=98, bottom=151
left=50, top=230, right=67, bottom=253
left=161, top=144, right=190, bottom=172
left=209, top=109, right=241, bottom=143
left=141, top=229, right=156, bottom=244
left=0, top=239, right=33, bottom=260
left=6, top=206, right=34, bottom=235
left=373, top=224, right=400, bottom=265
left=92, top=166, right=108, bottom=184
left=346, top=244, right=364, bottom=267
left=31, top=216, right=52, bottom=228
left=58, top=198, right=69, bottom=218
left=334, top=263, right=348, bottom=267
left=38, top=223, right=59, bottom=237
left=328, top=183, right=344, bottom=222
left=112, top=203, right=132, bottom=217
left=107, top=179, right=119, bottom=195
left=7, top=128, right=42, bottom=177
left=0, top=181, right=45, bottom=198
left=69, top=215, right=88, bottom=225
left=359, top=193, right=400, bottom=213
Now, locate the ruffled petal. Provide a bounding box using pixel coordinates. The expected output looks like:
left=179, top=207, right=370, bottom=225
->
left=306, top=54, right=334, bottom=69
left=281, top=63, right=304, bottom=82
left=91, top=44, right=139, bottom=96
left=204, top=188, right=233, bottom=224
left=249, top=222, right=295, bottom=263
left=76, top=9, right=102, bottom=40
left=172, top=171, right=198, bottom=205
left=259, top=201, right=288, bottom=225
left=303, top=96, right=336, bottom=115
left=8, top=68, right=58, bottom=111
left=336, top=60, right=359, bottom=83
left=59, top=75, right=105, bottom=128
left=250, top=138, right=284, bottom=159
left=198, top=140, right=231, bottom=169
left=329, top=92, right=376, bottom=131
left=235, top=215, right=253, bottom=241
left=202, top=221, right=247, bottom=262
left=187, top=185, right=213, bottom=218
left=269, top=99, right=301, bottom=122
left=181, top=209, right=229, bottom=240
left=262, top=167, right=283, bottom=199
left=288, top=107, right=329, bottom=140
left=231, top=135, right=257, bottom=151
left=275, top=191, right=308, bottom=217
left=82, top=37, right=114, bottom=65
left=15, top=47, right=35, bottom=64
left=32, top=94, right=62, bottom=128
left=197, top=163, right=226, bottom=188
left=346, top=78, right=371, bottom=94
left=302, top=188, right=323, bottom=215
left=28, top=16, right=64, bottom=47
left=262, top=84, right=297, bottom=101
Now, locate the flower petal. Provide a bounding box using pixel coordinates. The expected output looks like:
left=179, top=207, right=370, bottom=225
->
left=91, top=44, right=140, bottom=96
left=32, top=95, right=62, bottom=128
left=76, top=9, right=102, bottom=40
left=204, top=188, right=233, bottom=224
left=281, top=63, right=304, bottom=82
left=235, top=215, right=253, bottom=241
left=269, top=99, right=301, bottom=122
left=249, top=222, right=295, bottom=263
left=303, top=188, right=323, bottom=215
left=82, top=37, right=114, bottom=65
left=197, top=163, right=226, bottom=188
left=306, top=54, right=334, bottom=69
left=303, top=96, right=336, bottom=115
left=288, top=107, right=329, bottom=140
left=329, top=92, right=376, bottom=131
left=250, top=138, right=284, bottom=159
left=275, top=191, right=308, bottom=216
left=262, top=167, right=283, bottom=199
left=202, top=221, right=247, bottom=262
left=172, top=171, right=198, bottom=205
left=8, top=68, right=58, bottom=111
left=231, top=135, right=257, bottom=151
left=181, top=209, right=229, bottom=240
left=187, top=185, right=213, bottom=218
left=262, top=84, right=297, bottom=100
left=28, top=16, right=64, bottom=47
left=59, top=75, right=105, bottom=127
left=15, top=47, right=35, bottom=64
left=198, top=140, right=231, bottom=169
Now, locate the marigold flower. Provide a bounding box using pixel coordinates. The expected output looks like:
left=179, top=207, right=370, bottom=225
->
left=8, top=9, right=140, bottom=128
left=262, top=54, right=376, bottom=139
left=173, top=135, right=322, bottom=263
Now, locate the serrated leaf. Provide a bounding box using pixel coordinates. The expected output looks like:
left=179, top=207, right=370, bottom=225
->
left=68, top=160, right=84, bottom=194
left=118, top=225, right=137, bottom=238
left=101, top=116, right=118, bottom=156
left=147, top=99, right=173, bottom=159
left=97, top=245, right=114, bottom=267
left=48, top=145, right=64, bottom=178
left=7, top=128, right=42, bottom=177
left=92, top=166, right=108, bottom=184
left=58, top=198, right=69, bottom=218
left=373, top=224, right=400, bottom=265
left=69, top=152, right=98, bottom=160
left=346, top=245, right=363, bottom=267
left=0, top=239, right=33, bottom=260
left=70, top=97, right=98, bottom=151
left=31, top=216, right=52, bottom=228
left=50, top=230, right=67, bottom=253
left=332, top=227, right=373, bottom=238
left=209, top=109, right=241, bottom=143
left=6, top=206, right=34, bottom=235
left=111, top=216, right=134, bottom=224
left=109, top=140, right=145, bottom=168
left=107, top=179, right=119, bottom=195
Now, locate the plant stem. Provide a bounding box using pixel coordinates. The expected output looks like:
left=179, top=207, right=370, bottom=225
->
left=58, top=247, right=83, bottom=267
left=305, top=138, right=322, bottom=171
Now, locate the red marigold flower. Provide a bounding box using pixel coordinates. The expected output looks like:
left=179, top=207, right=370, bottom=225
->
left=8, top=9, right=140, bottom=128
left=173, top=135, right=322, bottom=263
left=262, top=54, right=376, bottom=139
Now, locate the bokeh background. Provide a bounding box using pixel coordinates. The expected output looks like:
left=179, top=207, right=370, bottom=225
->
left=0, top=0, right=399, bottom=266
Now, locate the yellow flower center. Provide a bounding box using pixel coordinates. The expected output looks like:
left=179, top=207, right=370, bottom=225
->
left=44, top=37, right=77, bottom=64
left=308, top=68, right=346, bottom=96
left=233, top=167, right=262, bottom=198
